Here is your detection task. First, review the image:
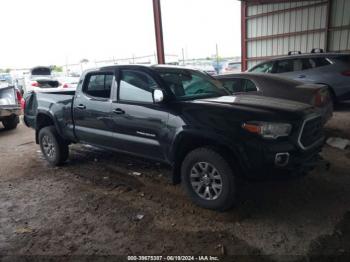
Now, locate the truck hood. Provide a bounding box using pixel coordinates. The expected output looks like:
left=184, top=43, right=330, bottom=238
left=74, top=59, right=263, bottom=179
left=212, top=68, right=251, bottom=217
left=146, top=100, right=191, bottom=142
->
left=197, top=95, right=313, bottom=113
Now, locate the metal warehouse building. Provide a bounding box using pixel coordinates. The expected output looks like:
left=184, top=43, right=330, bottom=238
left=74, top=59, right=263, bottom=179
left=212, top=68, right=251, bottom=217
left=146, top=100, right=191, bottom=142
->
left=241, top=0, right=350, bottom=71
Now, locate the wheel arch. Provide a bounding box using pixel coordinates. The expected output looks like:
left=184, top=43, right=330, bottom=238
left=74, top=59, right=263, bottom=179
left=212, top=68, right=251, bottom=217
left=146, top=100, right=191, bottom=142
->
left=35, top=112, right=59, bottom=144
left=170, top=131, right=242, bottom=184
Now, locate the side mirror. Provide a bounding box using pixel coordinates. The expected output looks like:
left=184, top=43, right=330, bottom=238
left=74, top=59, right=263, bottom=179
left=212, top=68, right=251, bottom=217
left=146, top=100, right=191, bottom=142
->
left=153, top=89, right=164, bottom=103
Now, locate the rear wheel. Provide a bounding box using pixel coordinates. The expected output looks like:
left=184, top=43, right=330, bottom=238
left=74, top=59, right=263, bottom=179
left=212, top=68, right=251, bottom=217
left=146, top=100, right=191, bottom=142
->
left=2, top=115, right=19, bottom=130
left=39, top=126, right=69, bottom=166
left=181, top=147, right=236, bottom=211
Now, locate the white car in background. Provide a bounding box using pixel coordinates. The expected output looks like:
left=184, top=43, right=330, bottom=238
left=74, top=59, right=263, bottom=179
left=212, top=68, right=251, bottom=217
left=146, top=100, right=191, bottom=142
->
left=220, top=61, right=241, bottom=74
left=58, top=76, right=80, bottom=90
left=24, top=66, right=61, bottom=93
left=24, top=67, right=79, bottom=93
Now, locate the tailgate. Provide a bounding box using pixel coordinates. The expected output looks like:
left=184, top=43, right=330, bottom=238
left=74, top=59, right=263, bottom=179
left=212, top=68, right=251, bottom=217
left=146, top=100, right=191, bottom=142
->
left=0, top=86, right=17, bottom=106
left=23, top=92, right=37, bottom=128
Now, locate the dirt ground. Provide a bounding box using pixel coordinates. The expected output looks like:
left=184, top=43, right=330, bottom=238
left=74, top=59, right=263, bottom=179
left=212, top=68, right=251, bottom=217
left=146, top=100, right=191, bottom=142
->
left=1, top=104, right=350, bottom=261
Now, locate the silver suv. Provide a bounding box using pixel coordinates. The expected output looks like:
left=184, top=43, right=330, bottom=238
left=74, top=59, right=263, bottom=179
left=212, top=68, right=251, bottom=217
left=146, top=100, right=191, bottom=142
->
left=248, top=50, right=350, bottom=103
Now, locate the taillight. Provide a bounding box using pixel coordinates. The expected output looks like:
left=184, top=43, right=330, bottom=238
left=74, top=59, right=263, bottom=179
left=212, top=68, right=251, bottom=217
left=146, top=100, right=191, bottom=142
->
left=21, top=98, right=25, bottom=110
left=313, top=89, right=329, bottom=107
left=16, top=90, right=22, bottom=102
left=16, top=90, right=25, bottom=110
left=314, top=93, right=323, bottom=106
left=341, top=70, right=350, bottom=76
left=63, top=83, right=68, bottom=88
left=31, top=81, right=39, bottom=87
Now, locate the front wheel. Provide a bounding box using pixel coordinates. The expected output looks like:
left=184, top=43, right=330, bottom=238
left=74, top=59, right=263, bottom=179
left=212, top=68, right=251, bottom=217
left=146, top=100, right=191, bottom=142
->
left=39, top=126, right=69, bottom=166
left=181, top=147, right=236, bottom=211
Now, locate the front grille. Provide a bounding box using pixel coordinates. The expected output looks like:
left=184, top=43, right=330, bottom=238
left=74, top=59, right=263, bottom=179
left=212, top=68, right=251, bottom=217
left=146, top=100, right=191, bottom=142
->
left=299, top=115, right=324, bottom=149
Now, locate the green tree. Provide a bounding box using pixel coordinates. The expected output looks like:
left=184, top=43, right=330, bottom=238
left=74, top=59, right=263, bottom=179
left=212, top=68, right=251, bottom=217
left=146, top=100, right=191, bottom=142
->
left=80, top=58, right=89, bottom=64
left=51, top=65, right=63, bottom=72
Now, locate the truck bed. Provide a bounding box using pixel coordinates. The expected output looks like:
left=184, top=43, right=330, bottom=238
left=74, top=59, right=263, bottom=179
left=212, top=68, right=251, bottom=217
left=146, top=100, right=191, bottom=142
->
left=24, top=91, right=76, bottom=142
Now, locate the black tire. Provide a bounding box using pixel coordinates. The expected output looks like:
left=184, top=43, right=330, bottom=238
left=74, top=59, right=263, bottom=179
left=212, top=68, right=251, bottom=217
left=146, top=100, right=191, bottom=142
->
left=38, top=126, right=69, bottom=166
left=2, top=115, right=19, bottom=130
left=181, top=147, right=236, bottom=211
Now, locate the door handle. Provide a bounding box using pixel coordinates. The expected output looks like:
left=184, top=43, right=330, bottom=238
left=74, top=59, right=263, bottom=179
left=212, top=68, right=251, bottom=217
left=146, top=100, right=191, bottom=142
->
left=113, top=108, right=125, bottom=114
left=76, top=104, right=86, bottom=110
left=298, top=74, right=306, bottom=78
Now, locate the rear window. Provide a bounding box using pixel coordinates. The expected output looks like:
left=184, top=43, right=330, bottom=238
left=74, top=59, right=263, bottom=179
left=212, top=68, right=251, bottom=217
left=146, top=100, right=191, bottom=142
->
left=220, top=78, right=257, bottom=93
left=31, top=67, right=51, bottom=76
left=84, top=73, right=113, bottom=99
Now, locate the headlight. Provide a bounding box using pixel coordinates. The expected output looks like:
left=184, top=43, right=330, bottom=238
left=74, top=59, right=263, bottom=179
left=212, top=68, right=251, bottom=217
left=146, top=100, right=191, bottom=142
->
left=242, top=121, right=292, bottom=139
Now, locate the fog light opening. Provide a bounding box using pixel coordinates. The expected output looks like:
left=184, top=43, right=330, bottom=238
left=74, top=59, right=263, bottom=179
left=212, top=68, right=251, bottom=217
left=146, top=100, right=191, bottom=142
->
left=275, top=153, right=290, bottom=167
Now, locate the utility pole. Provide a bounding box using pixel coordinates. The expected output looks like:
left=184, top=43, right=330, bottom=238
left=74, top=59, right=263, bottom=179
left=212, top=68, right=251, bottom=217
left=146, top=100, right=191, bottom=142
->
left=153, top=0, right=165, bottom=64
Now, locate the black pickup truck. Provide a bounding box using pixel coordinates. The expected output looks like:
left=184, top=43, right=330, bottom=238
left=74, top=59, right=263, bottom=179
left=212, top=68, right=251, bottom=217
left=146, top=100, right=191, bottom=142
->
left=24, top=65, right=325, bottom=210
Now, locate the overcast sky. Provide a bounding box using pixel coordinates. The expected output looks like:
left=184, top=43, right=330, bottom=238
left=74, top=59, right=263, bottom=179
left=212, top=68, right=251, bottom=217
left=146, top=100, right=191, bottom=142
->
left=0, top=0, right=241, bottom=68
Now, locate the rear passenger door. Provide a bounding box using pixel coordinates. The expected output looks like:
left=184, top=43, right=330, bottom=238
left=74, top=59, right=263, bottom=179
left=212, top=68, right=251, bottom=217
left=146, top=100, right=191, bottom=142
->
left=110, top=69, right=169, bottom=161
left=73, top=70, right=117, bottom=148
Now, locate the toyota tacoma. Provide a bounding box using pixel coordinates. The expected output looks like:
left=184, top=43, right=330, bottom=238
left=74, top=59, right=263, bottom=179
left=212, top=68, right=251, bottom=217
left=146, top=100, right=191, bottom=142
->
left=24, top=65, right=325, bottom=210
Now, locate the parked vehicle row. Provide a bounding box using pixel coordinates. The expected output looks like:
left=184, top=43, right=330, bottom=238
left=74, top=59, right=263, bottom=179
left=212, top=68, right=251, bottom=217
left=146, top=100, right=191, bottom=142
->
left=248, top=51, right=350, bottom=103
left=24, top=65, right=326, bottom=210
left=23, top=66, right=79, bottom=93
left=215, top=73, right=333, bottom=123
left=220, top=61, right=241, bottom=74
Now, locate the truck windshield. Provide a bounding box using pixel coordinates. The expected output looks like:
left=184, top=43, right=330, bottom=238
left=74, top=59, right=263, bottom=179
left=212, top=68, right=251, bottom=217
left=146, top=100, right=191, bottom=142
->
left=154, top=68, right=229, bottom=100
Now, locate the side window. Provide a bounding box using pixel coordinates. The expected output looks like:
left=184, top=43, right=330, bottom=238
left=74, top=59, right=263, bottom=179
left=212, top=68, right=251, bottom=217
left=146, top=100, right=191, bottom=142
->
left=301, top=58, right=313, bottom=70
left=251, top=62, right=274, bottom=73
left=242, top=79, right=257, bottom=92
left=221, top=79, right=243, bottom=93
left=276, top=59, right=313, bottom=73
left=119, top=70, right=157, bottom=103
left=309, top=57, right=331, bottom=68
left=84, top=73, right=113, bottom=99
left=275, top=60, right=294, bottom=73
